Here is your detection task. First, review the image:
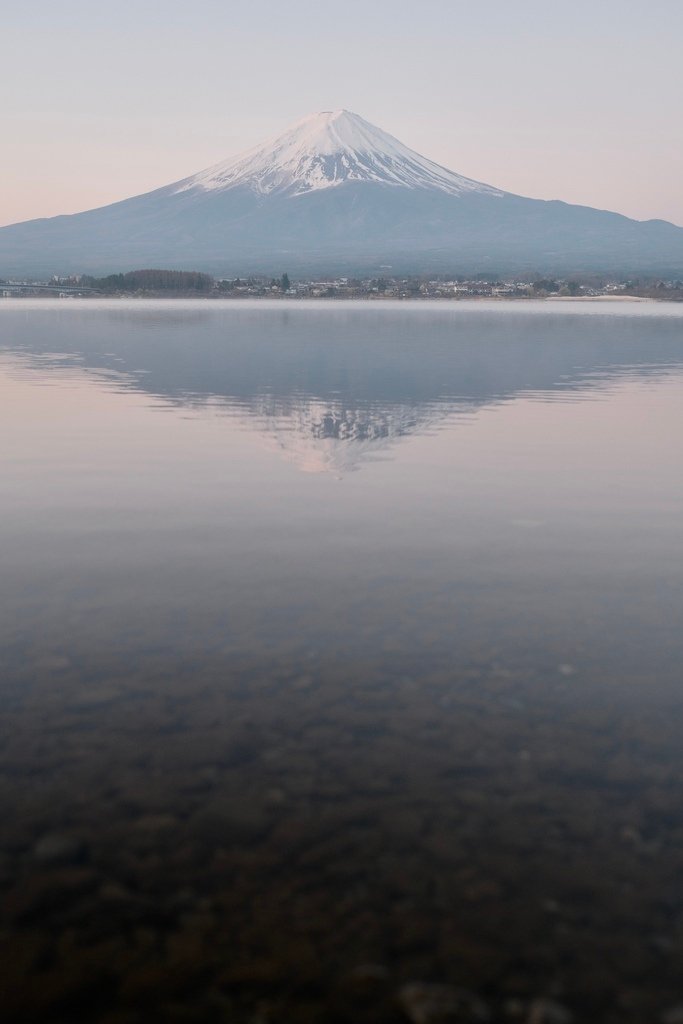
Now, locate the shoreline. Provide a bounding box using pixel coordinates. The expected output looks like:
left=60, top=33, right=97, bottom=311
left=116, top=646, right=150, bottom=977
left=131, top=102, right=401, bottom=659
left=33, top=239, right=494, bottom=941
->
left=0, top=292, right=672, bottom=303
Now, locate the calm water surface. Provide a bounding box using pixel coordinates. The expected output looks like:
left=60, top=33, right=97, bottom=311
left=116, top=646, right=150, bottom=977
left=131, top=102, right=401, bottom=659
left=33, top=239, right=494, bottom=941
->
left=1, top=300, right=683, bottom=1024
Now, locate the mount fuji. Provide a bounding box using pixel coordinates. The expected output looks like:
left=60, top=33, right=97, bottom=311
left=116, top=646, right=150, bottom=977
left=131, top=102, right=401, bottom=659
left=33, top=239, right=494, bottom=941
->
left=2, top=109, right=683, bottom=278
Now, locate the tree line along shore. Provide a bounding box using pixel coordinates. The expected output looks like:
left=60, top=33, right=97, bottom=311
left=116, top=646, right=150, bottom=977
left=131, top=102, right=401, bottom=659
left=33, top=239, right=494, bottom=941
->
left=2, top=268, right=682, bottom=300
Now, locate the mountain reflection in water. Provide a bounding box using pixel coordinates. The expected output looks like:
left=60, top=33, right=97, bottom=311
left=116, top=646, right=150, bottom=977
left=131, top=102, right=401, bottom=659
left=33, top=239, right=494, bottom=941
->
left=4, top=299, right=683, bottom=475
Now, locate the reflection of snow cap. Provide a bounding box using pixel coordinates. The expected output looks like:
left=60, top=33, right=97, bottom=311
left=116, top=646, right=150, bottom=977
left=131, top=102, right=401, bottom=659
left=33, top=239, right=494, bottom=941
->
left=252, top=395, right=443, bottom=476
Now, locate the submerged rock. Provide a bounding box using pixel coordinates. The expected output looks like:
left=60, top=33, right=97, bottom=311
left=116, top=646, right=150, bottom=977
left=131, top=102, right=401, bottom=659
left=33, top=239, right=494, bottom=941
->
left=661, top=1007, right=683, bottom=1024
left=527, top=999, right=573, bottom=1024
left=398, top=982, right=490, bottom=1023
left=190, top=797, right=272, bottom=845
left=32, top=833, right=86, bottom=866
left=347, top=962, right=391, bottom=996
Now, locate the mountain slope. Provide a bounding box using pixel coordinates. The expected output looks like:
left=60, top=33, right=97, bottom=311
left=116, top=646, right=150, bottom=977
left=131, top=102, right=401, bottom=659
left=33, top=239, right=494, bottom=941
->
left=2, top=109, right=683, bottom=277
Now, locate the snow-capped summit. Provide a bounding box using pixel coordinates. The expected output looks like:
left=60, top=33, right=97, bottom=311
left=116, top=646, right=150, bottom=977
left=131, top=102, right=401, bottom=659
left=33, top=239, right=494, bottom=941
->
left=175, top=109, right=503, bottom=198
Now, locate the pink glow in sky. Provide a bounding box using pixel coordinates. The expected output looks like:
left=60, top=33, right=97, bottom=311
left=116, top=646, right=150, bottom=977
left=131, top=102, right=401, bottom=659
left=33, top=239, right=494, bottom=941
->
left=2, top=0, right=682, bottom=228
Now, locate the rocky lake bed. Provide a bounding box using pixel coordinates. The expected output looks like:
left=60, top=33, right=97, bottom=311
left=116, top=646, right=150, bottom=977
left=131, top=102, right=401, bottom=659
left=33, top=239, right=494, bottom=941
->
left=2, top=645, right=683, bottom=1023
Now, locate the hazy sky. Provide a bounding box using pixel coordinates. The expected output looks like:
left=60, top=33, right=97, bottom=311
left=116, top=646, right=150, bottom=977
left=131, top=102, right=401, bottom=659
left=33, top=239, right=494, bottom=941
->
left=3, top=0, right=682, bottom=227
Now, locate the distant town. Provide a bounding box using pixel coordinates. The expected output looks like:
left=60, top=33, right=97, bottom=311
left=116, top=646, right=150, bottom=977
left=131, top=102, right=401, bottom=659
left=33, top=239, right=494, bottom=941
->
left=2, top=268, right=682, bottom=301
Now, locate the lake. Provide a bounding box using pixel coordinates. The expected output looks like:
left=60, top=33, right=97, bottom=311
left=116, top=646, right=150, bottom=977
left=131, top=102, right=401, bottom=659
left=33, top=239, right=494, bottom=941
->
left=1, top=299, right=683, bottom=1024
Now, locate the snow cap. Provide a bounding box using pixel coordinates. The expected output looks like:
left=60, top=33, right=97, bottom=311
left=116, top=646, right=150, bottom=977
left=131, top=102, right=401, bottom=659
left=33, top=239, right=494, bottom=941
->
left=177, top=109, right=502, bottom=198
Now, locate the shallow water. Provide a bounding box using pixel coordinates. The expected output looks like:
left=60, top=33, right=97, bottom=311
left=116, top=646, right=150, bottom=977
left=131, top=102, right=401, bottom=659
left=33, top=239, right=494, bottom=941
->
left=1, top=299, right=683, bottom=1023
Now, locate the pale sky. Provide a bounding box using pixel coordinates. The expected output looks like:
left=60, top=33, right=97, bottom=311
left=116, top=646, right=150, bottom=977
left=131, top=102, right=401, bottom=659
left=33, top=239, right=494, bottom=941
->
left=2, top=0, right=682, bottom=227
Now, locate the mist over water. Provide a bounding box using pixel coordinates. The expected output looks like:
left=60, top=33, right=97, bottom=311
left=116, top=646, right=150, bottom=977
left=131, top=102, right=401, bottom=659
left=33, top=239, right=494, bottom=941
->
left=2, top=300, right=683, bottom=1023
